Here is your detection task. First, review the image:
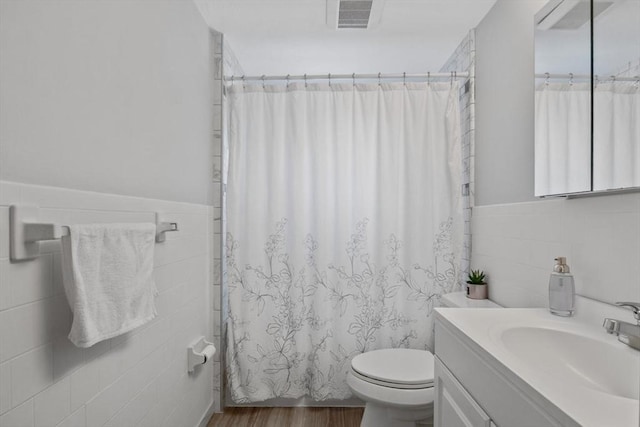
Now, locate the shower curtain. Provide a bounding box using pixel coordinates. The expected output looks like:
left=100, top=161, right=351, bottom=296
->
left=225, top=81, right=462, bottom=403
left=535, top=80, right=640, bottom=194
left=535, top=82, right=591, bottom=195
left=593, top=81, right=640, bottom=190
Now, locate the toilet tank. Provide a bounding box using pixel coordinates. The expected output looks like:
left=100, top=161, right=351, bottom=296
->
left=440, top=292, right=501, bottom=308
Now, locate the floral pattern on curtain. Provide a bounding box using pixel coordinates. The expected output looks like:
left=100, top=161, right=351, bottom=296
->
left=225, top=82, right=462, bottom=402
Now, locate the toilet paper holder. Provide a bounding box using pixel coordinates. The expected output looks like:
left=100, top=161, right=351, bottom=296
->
left=188, top=337, right=216, bottom=373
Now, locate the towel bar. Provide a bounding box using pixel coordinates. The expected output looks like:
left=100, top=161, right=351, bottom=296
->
left=156, top=221, right=178, bottom=242
left=24, top=222, right=70, bottom=242
left=9, top=204, right=179, bottom=262
left=155, top=213, right=179, bottom=243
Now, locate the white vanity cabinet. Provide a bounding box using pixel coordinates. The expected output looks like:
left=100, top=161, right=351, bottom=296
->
left=434, top=311, right=579, bottom=427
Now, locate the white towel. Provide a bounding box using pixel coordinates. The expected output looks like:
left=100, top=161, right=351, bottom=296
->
left=61, top=223, right=157, bottom=348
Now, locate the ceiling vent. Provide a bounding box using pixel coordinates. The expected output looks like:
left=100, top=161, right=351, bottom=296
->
left=327, top=0, right=385, bottom=30
left=338, top=1, right=372, bottom=28
left=536, top=0, right=613, bottom=30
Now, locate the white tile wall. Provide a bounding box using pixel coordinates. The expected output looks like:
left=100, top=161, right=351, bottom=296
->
left=0, top=181, right=215, bottom=427
left=0, top=400, right=33, bottom=427
left=55, top=408, right=84, bottom=427
left=440, top=29, right=476, bottom=288
left=34, top=378, right=69, bottom=427
left=472, top=193, right=640, bottom=309
left=217, top=32, right=247, bottom=409
left=211, top=32, right=224, bottom=412
left=222, top=39, right=244, bottom=77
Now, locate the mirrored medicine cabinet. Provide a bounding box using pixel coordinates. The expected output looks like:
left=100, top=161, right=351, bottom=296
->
left=534, top=0, right=640, bottom=197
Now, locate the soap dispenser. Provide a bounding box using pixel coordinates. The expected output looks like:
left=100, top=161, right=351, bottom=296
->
left=549, top=257, right=575, bottom=316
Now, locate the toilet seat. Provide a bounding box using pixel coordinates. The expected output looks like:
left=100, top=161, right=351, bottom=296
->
left=347, top=370, right=435, bottom=409
left=351, top=348, right=435, bottom=389
left=350, top=368, right=433, bottom=390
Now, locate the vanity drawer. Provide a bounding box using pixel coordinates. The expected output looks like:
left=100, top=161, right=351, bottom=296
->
left=435, top=356, right=492, bottom=427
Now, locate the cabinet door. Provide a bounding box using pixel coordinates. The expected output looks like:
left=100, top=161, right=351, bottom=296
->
left=434, top=357, right=492, bottom=427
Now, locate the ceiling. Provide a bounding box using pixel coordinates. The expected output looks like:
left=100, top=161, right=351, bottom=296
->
left=194, top=0, right=497, bottom=76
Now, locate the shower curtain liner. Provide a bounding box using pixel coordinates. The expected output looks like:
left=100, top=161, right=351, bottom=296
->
left=225, top=81, right=463, bottom=403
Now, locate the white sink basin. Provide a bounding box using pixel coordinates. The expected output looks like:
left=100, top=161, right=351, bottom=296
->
left=499, top=326, right=639, bottom=400
left=436, top=308, right=640, bottom=427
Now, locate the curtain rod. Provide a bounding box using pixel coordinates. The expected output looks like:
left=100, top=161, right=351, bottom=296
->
left=535, top=73, right=638, bottom=82
left=224, top=71, right=470, bottom=83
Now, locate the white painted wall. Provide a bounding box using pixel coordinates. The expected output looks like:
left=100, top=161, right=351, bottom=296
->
left=472, top=0, right=640, bottom=308
left=0, top=0, right=215, bottom=205
left=474, top=0, right=545, bottom=206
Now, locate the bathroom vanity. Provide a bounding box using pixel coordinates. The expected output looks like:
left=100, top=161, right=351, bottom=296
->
left=434, top=308, right=640, bottom=427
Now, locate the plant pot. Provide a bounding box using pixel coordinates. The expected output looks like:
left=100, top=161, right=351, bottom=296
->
left=466, top=283, right=488, bottom=300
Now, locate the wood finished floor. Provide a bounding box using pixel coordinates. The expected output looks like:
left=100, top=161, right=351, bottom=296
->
left=206, top=407, right=364, bottom=427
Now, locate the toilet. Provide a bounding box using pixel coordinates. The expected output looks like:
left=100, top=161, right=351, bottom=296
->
left=347, top=292, right=500, bottom=427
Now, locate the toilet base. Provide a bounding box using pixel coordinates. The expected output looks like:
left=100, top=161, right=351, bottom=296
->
left=360, top=402, right=434, bottom=427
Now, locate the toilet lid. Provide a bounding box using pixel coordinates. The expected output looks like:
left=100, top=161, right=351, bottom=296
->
left=351, top=349, right=434, bottom=387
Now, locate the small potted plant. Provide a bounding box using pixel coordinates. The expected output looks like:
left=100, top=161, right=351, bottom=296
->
left=466, top=269, right=488, bottom=300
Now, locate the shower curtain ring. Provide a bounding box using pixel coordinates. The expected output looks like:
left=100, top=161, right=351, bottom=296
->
left=545, top=72, right=550, bottom=86
left=328, top=73, right=331, bottom=87
left=304, top=74, right=307, bottom=88
left=378, top=72, right=381, bottom=86
left=261, top=75, right=265, bottom=89
left=286, top=74, right=290, bottom=88
left=352, top=73, right=356, bottom=86
left=403, top=72, right=406, bottom=86
left=241, top=75, right=245, bottom=89
left=569, top=73, right=574, bottom=86
left=427, top=72, right=431, bottom=86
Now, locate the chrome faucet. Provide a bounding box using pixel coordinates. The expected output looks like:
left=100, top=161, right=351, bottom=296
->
left=603, top=302, right=640, bottom=351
